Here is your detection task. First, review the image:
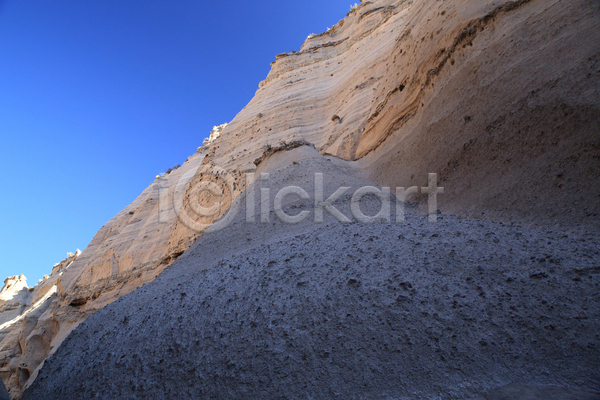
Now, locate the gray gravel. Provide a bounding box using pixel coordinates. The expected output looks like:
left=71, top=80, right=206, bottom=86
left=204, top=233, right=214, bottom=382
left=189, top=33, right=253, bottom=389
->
left=470, top=383, right=600, bottom=400
left=0, top=380, right=8, bottom=400
left=24, top=159, right=600, bottom=399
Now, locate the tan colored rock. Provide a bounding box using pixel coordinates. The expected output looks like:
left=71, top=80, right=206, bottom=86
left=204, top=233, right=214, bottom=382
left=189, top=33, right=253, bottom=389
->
left=0, top=276, right=30, bottom=328
left=203, top=0, right=599, bottom=230
left=200, top=123, right=228, bottom=149
left=0, top=252, right=79, bottom=398
left=1, top=135, right=248, bottom=397
left=3, top=0, right=600, bottom=397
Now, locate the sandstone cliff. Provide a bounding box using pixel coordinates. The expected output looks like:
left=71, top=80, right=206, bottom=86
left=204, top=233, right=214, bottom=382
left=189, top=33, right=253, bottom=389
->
left=0, top=150, right=245, bottom=397
left=0, top=252, right=79, bottom=397
left=2, top=0, right=599, bottom=397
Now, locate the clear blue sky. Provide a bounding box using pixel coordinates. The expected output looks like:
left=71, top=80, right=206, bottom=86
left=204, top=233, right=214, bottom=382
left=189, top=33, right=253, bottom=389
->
left=0, top=0, right=354, bottom=284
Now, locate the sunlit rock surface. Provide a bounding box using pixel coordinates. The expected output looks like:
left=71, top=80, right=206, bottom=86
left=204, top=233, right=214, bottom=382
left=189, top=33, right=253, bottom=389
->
left=3, top=0, right=600, bottom=397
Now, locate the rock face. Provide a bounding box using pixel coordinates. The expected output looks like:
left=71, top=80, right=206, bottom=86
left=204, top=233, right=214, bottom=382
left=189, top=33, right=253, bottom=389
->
left=0, top=252, right=79, bottom=398
left=0, top=276, right=29, bottom=327
left=201, top=123, right=228, bottom=149
left=3, top=0, right=600, bottom=397
left=0, top=152, right=245, bottom=397
left=201, top=0, right=600, bottom=232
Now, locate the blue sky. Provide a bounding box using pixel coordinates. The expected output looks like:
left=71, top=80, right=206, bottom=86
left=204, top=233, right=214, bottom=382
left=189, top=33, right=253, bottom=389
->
left=0, top=0, right=354, bottom=284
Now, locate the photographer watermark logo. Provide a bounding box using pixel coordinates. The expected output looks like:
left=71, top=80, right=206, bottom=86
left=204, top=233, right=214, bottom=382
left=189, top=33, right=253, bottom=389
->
left=159, top=167, right=444, bottom=233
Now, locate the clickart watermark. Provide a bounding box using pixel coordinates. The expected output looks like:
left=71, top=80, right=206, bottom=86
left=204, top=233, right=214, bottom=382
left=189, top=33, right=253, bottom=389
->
left=157, top=168, right=444, bottom=234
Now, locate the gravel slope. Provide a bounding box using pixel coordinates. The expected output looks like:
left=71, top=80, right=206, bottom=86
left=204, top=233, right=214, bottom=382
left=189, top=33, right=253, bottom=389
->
left=0, top=381, right=8, bottom=400
left=24, top=158, right=600, bottom=399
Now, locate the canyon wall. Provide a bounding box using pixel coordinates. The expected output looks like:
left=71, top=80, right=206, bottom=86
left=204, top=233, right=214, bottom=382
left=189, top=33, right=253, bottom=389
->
left=0, top=151, right=246, bottom=397
left=2, top=0, right=599, bottom=397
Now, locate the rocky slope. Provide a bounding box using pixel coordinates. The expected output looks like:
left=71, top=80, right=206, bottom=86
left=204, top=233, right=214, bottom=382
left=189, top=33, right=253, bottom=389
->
left=22, top=152, right=600, bottom=399
left=2, top=0, right=600, bottom=397
left=0, top=380, right=7, bottom=400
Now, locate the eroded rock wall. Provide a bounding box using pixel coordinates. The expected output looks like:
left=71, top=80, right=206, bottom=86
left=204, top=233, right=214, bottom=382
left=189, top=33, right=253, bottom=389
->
left=0, top=151, right=246, bottom=398
left=0, top=253, right=78, bottom=398
left=2, top=0, right=599, bottom=397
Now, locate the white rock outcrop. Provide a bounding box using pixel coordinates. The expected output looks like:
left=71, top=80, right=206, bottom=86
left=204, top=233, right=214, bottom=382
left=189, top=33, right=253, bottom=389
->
left=201, top=123, right=227, bottom=148
left=0, top=276, right=30, bottom=326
